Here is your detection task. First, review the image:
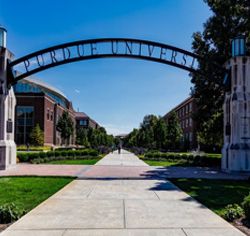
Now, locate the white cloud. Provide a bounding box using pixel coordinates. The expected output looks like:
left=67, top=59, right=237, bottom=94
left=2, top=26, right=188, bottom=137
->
left=74, top=89, right=80, bottom=93
left=103, top=124, right=132, bottom=136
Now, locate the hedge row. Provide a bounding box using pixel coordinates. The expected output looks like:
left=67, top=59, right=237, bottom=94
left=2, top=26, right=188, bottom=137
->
left=17, top=145, right=51, bottom=151
left=31, top=155, right=100, bottom=164
left=17, top=149, right=99, bottom=163
left=144, top=152, right=221, bottom=167
left=55, top=147, right=86, bottom=151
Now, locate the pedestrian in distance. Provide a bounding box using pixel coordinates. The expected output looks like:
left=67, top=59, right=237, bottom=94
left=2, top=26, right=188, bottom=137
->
left=118, top=144, right=121, bottom=154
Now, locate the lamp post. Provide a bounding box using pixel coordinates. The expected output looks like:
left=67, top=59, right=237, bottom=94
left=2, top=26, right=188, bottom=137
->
left=231, top=35, right=246, bottom=57
left=0, top=25, right=7, bottom=48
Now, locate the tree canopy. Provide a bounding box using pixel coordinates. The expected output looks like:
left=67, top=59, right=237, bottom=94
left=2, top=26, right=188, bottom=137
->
left=124, top=114, right=183, bottom=151
left=76, top=126, right=115, bottom=148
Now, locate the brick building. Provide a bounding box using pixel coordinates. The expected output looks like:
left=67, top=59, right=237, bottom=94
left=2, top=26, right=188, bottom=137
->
left=163, top=96, right=198, bottom=150
left=75, top=112, right=100, bottom=130
left=14, top=77, right=92, bottom=146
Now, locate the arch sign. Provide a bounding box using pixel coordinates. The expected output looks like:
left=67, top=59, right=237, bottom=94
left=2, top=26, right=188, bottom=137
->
left=2, top=35, right=249, bottom=175
left=8, top=38, right=200, bottom=84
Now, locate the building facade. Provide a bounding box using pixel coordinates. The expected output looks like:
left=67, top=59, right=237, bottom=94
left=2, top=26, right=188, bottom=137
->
left=163, top=96, right=197, bottom=150
left=75, top=112, right=100, bottom=130
left=14, top=77, right=78, bottom=146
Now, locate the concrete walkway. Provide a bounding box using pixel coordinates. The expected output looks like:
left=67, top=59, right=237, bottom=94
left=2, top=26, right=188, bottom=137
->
left=1, top=150, right=245, bottom=236
left=96, top=149, right=148, bottom=166
left=0, top=149, right=248, bottom=180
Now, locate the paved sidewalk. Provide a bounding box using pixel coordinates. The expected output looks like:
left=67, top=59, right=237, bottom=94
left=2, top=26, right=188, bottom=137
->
left=0, top=150, right=247, bottom=180
left=96, top=149, right=148, bottom=166
left=1, top=179, right=244, bottom=236
left=1, top=150, right=246, bottom=236
left=0, top=163, right=89, bottom=177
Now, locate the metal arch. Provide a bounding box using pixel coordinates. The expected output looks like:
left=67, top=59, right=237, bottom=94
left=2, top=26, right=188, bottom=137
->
left=7, top=38, right=211, bottom=85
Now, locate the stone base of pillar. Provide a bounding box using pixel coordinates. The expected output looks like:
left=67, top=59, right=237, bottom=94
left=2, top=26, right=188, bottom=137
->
left=0, top=140, right=16, bottom=170
left=222, top=144, right=250, bottom=173
left=0, top=86, right=17, bottom=170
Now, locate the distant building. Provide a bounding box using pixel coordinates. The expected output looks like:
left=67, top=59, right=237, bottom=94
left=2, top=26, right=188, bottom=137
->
left=14, top=77, right=99, bottom=147
left=75, top=112, right=100, bottom=130
left=115, top=134, right=128, bottom=139
left=163, top=96, right=197, bottom=150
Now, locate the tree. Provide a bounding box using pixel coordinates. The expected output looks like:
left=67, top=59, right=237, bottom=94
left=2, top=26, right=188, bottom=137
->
left=139, top=115, right=158, bottom=148
left=191, top=0, right=250, bottom=150
left=29, top=124, right=44, bottom=146
left=76, top=128, right=90, bottom=147
left=86, top=126, right=114, bottom=148
left=197, top=112, right=223, bottom=151
left=56, top=111, right=74, bottom=145
left=123, top=115, right=169, bottom=150
left=165, top=112, right=183, bottom=150
left=154, top=118, right=167, bottom=149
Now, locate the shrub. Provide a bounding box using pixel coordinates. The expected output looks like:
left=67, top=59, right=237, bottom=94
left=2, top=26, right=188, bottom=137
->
left=61, top=151, right=68, bottom=157
left=242, top=194, right=250, bottom=220
left=88, top=150, right=98, bottom=156
left=46, top=151, right=54, bottom=157
left=29, top=124, right=44, bottom=146
left=67, top=150, right=75, bottom=157
left=27, top=152, right=40, bottom=161
left=224, top=204, right=244, bottom=222
left=17, top=145, right=51, bottom=151
left=39, top=152, right=47, bottom=159
left=0, top=203, right=26, bottom=224
left=17, top=153, right=30, bottom=162
left=54, top=151, right=62, bottom=157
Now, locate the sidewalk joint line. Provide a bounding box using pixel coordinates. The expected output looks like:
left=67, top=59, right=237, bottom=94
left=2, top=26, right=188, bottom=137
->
left=181, top=228, right=188, bottom=236
left=123, top=199, right=126, bottom=229
left=154, top=191, right=160, bottom=200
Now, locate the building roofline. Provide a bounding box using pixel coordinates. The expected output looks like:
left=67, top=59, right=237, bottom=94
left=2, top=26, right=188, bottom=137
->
left=163, top=96, right=194, bottom=118
left=21, top=76, right=68, bottom=102
left=75, top=111, right=100, bottom=127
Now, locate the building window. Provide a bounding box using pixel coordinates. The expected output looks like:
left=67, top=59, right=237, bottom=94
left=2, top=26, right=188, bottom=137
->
left=189, top=132, right=193, bottom=142
left=189, top=102, right=192, bottom=112
left=16, top=106, right=34, bottom=144
left=47, top=109, right=50, bottom=120
left=79, top=119, right=87, bottom=126
left=50, top=111, right=53, bottom=121
left=186, top=119, right=188, bottom=127
left=189, top=118, right=192, bottom=127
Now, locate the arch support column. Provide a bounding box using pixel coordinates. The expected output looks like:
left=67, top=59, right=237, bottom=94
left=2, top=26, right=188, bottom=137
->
left=0, top=47, right=16, bottom=170
left=222, top=37, right=250, bottom=173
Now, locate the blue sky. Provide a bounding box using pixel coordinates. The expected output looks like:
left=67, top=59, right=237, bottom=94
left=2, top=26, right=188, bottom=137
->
left=0, top=0, right=211, bottom=135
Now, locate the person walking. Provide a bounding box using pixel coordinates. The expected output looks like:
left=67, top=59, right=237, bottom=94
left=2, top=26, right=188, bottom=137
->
left=118, top=143, right=122, bottom=154
left=111, top=144, right=115, bottom=153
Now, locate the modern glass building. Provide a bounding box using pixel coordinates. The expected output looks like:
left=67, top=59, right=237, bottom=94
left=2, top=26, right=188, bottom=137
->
left=14, top=77, right=75, bottom=146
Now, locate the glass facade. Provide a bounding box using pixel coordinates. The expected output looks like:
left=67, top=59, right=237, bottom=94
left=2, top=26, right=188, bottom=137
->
left=14, top=81, right=67, bottom=108
left=16, top=106, right=34, bottom=144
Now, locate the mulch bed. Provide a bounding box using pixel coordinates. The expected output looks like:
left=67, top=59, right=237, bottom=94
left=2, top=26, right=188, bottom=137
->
left=233, top=218, right=250, bottom=236
left=0, top=223, right=11, bottom=232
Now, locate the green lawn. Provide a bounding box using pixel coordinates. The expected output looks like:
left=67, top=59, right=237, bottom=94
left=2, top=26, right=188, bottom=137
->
left=171, top=179, right=250, bottom=217
left=47, top=159, right=100, bottom=165
left=143, top=160, right=188, bottom=167
left=0, top=177, right=73, bottom=212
